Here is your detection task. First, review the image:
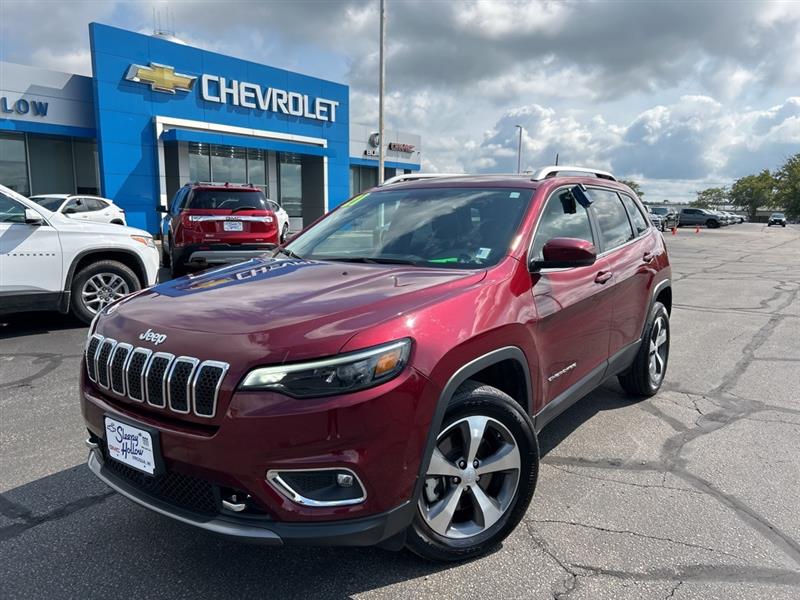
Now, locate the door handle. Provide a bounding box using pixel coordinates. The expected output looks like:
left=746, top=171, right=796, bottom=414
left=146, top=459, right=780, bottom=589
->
left=594, top=271, right=613, bottom=284
left=643, top=252, right=655, bottom=263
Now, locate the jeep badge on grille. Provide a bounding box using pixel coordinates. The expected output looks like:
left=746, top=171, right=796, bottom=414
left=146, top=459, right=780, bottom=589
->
left=139, top=328, right=167, bottom=346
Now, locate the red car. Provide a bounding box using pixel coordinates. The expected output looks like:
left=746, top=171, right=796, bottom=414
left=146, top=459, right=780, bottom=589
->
left=82, top=167, right=672, bottom=561
left=160, top=182, right=279, bottom=277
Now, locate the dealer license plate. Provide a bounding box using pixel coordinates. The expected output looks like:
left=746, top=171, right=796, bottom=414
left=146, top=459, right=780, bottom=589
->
left=223, top=220, right=243, bottom=231
left=104, top=416, right=157, bottom=475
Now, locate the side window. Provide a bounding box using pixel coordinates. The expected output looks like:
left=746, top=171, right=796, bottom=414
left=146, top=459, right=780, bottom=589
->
left=64, top=198, right=89, bottom=213
left=0, top=194, right=27, bottom=223
left=531, top=188, right=595, bottom=260
left=86, top=198, right=107, bottom=211
left=170, top=189, right=187, bottom=215
left=619, top=194, right=649, bottom=236
left=589, top=189, right=635, bottom=250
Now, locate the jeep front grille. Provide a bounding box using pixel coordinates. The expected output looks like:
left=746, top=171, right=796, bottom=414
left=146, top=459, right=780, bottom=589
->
left=85, top=334, right=228, bottom=419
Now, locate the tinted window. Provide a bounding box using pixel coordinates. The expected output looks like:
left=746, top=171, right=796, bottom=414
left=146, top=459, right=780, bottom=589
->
left=620, top=194, right=649, bottom=235
left=186, top=189, right=268, bottom=211
left=531, top=189, right=594, bottom=260
left=0, top=193, right=26, bottom=223
left=651, top=207, right=668, bottom=215
left=287, top=187, right=532, bottom=269
left=86, top=198, right=107, bottom=211
left=589, top=189, right=634, bottom=250
left=30, top=196, right=64, bottom=211
left=64, top=198, right=89, bottom=213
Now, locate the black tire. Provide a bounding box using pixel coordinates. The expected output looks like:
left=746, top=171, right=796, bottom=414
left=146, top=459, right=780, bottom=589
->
left=280, top=224, right=289, bottom=244
left=70, top=260, right=140, bottom=324
left=170, top=250, right=187, bottom=279
left=405, top=381, right=539, bottom=562
left=782, top=223, right=786, bottom=227
left=706, top=219, right=719, bottom=229
left=618, top=301, right=670, bottom=397
left=161, top=236, right=171, bottom=268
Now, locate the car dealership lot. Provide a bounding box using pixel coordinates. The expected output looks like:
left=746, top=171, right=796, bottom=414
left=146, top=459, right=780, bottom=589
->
left=1, top=223, right=798, bottom=599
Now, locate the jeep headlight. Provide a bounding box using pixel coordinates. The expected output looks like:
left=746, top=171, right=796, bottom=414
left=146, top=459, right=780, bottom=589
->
left=240, top=339, right=412, bottom=398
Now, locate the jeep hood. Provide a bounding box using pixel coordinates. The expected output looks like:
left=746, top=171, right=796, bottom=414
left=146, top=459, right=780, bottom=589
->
left=98, top=258, right=485, bottom=363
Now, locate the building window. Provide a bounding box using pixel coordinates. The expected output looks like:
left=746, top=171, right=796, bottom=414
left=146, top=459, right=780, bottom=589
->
left=28, top=135, right=75, bottom=195
left=279, top=152, right=303, bottom=218
left=74, top=140, right=99, bottom=194
left=349, top=165, right=378, bottom=196
left=211, top=145, right=247, bottom=184
left=188, top=143, right=210, bottom=182
left=247, top=148, right=268, bottom=196
left=0, top=133, right=29, bottom=195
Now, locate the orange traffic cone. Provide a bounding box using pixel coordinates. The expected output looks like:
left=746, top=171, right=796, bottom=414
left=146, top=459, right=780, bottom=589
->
left=672, top=227, right=677, bottom=235
left=694, top=226, right=700, bottom=233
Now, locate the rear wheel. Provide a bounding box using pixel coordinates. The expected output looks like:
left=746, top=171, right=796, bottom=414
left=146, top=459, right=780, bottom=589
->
left=280, top=223, right=289, bottom=244
left=406, top=381, right=538, bottom=562
left=70, top=260, right=140, bottom=324
left=161, top=236, right=172, bottom=267
left=706, top=219, right=719, bottom=229
left=618, top=301, right=670, bottom=397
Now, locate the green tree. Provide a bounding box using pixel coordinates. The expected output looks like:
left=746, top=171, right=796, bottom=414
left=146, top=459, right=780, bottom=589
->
left=774, top=153, right=800, bottom=220
left=620, top=180, right=644, bottom=198
left=728, top=170, right=775, bottom=220
left=692, top=187, right=728, bottom=208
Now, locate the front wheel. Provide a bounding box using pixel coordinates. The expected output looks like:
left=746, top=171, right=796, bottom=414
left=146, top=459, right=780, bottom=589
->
left=618, top=301, right=670, bottom=397
left=706, top=219, right=719, bottom=229
left=70, top=260, right=140, bottom=324
left=406, top=381, right=538, bottom=562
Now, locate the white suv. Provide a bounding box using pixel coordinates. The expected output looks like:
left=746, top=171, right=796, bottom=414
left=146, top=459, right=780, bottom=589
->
left=0, top=184, right=159, bottom=323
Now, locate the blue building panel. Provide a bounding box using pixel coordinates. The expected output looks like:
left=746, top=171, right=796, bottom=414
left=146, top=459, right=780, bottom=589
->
left=90, top=22, right=350, bottom=232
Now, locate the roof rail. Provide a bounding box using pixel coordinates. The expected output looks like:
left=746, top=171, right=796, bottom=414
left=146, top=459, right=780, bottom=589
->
left=531, top=166, right=616, bottom=182
left=379, top=173, right=465, bottom=186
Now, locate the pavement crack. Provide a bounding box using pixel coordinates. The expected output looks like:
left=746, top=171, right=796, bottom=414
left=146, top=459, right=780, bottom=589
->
left=528, top=518, right=743, bottom=560
left=0, top=491, right=115, bottom=542
left=665, top=581, right=683, bottom=598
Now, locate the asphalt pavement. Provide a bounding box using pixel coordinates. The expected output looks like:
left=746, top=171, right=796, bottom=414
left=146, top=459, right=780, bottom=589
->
left=1, top=223, right=799, bottom=599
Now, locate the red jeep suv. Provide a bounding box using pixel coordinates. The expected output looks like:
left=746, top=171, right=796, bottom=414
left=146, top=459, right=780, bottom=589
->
left=160, top=182, right=279, bottom=277
left=82, top=167, right=672, bottom=562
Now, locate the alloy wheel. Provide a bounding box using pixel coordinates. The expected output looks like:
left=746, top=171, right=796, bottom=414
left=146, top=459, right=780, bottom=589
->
left=81, top=273, right=130, bottom=314
left=648, top=315, right=668, bottom=385
left=419, top=416, right=521, bottom=539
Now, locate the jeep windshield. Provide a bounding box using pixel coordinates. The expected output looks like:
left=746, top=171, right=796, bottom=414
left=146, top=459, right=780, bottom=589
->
left=187, top=189, right=268, bottom=211
left=283, top=187, right=533, bottom=269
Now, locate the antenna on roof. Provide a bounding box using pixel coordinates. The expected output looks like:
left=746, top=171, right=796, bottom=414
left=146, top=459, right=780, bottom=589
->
left=555, top=153, right=559, bottom=166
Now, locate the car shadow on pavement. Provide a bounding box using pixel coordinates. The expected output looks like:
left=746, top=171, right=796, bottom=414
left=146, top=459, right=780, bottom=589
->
left=537, top=381, right=638, bottom=457
left=0, top=311, right=86, bottom=340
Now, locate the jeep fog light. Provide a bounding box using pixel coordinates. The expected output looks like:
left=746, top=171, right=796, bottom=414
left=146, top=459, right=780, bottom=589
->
left=240, top=339, right=411, bottom=398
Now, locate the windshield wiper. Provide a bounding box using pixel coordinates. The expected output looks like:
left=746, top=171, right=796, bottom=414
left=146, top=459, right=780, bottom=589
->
left=274, top=247, right=302, bottom=259
left=320, top=256, right=419, bottom=265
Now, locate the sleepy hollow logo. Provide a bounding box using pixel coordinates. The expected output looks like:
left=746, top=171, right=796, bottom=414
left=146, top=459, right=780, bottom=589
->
left=106, top=422, right=150, bottom=465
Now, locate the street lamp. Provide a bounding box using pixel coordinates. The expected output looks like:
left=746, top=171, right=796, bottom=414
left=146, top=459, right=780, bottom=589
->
left=378, top=0, right=386, bottom=184
left=515, top=125, right=523, bottom=174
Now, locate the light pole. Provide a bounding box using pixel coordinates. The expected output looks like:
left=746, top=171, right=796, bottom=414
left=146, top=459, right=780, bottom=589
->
left=515, top=125, right=523, bottom=174
left=378, top=0, right=386, bottom=184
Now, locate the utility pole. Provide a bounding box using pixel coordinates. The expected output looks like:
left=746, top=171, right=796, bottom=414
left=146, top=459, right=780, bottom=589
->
left=515, top=125, right=523, bottom=174
left=378, top=0, right=386, bottom=184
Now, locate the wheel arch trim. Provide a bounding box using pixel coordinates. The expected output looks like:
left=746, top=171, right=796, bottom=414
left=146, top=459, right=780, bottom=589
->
left=64, top=248, right=147, bottom=292
left=412, top=346, right=534, bottom=503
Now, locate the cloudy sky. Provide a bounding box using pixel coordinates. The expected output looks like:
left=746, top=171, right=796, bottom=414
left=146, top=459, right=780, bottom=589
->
left=2, top=0, right=799, bottom=202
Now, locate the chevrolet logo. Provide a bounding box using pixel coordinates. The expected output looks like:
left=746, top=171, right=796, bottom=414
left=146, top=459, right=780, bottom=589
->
left=125, top=62, right=196, bottom=94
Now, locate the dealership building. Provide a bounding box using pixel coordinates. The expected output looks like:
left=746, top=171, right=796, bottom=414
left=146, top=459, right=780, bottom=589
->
left=0, top=23, right=421, bottom=232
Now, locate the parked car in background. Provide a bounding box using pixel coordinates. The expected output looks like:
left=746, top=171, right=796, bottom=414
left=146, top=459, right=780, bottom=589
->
left=647, top=206, right=680, bottom=231
left=81, top=166, right=672, bottom=562
left=29, top=194, right=126, bottom=225
left=160, top=182, right=282, bottom=277
left=768, top=212, right=787, bottom=227
left=679, top=208, right=724, bottom=228
left=0, top=184, right=159, bottom=323
left=726, top=212, right=745, bottom=224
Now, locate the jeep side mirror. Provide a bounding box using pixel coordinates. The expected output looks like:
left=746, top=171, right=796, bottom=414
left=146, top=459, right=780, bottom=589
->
left=24, top=208, right=44, bottom=226
left=530, top=237, right=597, bottom=271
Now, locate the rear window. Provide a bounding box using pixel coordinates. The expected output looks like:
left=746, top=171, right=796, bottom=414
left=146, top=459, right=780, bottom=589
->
left=30, top=196, right=64, bottom=211
left=650, top=207, right=668, bottom=215
left=186, top=189, right=268, bottom=211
